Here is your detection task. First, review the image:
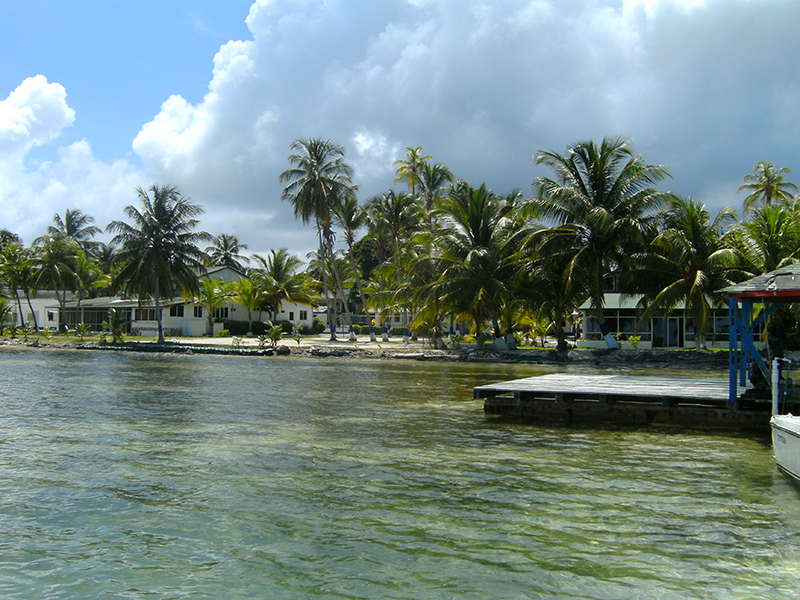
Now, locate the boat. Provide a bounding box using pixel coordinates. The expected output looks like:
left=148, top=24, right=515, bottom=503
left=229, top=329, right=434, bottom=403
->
left=771, top=414, right=800, bottom=485
left=770, top=358, right=800, bottom=485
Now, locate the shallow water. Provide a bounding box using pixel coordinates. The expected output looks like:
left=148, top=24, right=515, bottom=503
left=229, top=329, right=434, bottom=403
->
left=0, top=349, right=798, bottom=599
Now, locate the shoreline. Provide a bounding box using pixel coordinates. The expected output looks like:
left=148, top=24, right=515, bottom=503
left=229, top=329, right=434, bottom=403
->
left=1, top=335, right=731, bottom=370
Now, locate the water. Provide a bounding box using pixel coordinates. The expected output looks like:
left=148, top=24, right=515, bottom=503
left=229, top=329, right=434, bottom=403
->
left=0, top=348, right=798, bottom=599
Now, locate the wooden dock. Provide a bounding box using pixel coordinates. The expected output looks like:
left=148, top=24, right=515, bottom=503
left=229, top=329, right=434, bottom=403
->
left=475, top=374, right=770, bottom=429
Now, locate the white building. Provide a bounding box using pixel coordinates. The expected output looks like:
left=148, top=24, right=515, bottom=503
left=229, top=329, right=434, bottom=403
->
left=25, top=266, right=316, bottom=337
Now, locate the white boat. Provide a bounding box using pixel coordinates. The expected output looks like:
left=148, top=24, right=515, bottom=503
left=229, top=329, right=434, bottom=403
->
left=769, top=358, right=800, bottom=485
left=771, top=414, right=800, bottom=486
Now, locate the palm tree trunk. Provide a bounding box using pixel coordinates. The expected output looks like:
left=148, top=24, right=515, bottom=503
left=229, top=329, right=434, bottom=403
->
left=326, top=232, right=355, bottom=341
left=154, top=275, right=164, bottom=344
left=13, top=288, right=25, bottom=327
left=316, top=226, right=336, bottom=340
left=24, top=289, right=38, bottom=330
left=594, top=260, right=618, bottom=350
left=347, top=242, right=374, bottom=341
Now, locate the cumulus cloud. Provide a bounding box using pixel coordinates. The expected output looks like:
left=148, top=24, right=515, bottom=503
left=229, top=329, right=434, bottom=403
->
left=0, top=77, right=141, bottom=244
left=6, top=0, right=800, bottom=253
left=0, top=75, right=75, bottom=160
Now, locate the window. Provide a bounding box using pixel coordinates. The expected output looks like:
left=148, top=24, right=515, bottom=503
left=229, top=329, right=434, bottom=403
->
left=169, top=304, right=184, bottom=317
left=135, top=308, right=159, bottom=321
left=213, top=307, right=229, bottom=320
left=194, top=306, right=203, bottom=318
left=289, top=311, right=294, bottom=321
left=299, top=310, right=307, bottom=320
left=47, top=311, right=55, bottom=322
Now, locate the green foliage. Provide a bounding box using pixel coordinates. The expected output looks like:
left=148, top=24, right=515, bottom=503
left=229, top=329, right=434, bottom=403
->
left=312, top=317, right=326, bottom=334
left=104, top=308, right=126, bottom=343
left=216, top=329, right=230, bottom=337
left=75, top=323, right=91, bottom=342
left=219, top=319, right=271, bottom=336
left=20, top=322, right=33, bottom=342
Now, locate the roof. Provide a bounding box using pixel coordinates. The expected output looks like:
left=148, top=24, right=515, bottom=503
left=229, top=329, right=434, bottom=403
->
left=722, top=262, right=800, bottom=301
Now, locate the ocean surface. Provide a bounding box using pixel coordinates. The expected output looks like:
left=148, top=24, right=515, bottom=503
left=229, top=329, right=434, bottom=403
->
left=0, top=348, right=798, bottom=599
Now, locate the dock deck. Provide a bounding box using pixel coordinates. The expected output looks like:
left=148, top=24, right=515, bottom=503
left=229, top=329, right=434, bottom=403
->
left=475, top=373, right=769, bottom=429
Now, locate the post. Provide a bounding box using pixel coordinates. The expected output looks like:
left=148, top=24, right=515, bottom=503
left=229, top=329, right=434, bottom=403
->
left=773, top=357, right=782, bottom=416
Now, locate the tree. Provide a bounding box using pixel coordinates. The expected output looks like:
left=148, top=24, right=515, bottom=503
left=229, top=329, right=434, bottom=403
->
left=43, top=208, right=101, bottom=250
left=423, top=182, right=518, bottom=338
left=738, top=161, right=797, bottom=215
left=394, top=146, right=432, bottom=196
left=196, top=279, right=232, bottom=336
left=230, top=277, right=261, bottom=335
left=279, top=138, right=356, bottom=339
left=332, top=196, right=373, bottom=338
left=366, top=190, right=423, bottom=336
left=107, top=184, right=210, bottom=344
left=625, top=196, right=741, bottom=350
left=532, top=137, right=671, bottom=349
left=249, top=248, right=314, bottom=322
left=0, top=243, right=38, bottom=328
left=726, top=204, right=800, bottom=276
left=34, top=234, right=78, bottom=329
left=206, top=233, right=250, bottom=270
left=72, top=249, right=110, bottom=325
left=418, top=162, right=454, bottom=215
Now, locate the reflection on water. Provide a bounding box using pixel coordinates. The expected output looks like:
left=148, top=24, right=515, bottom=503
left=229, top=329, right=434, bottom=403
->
left=0, top=349, right=797, bottom=599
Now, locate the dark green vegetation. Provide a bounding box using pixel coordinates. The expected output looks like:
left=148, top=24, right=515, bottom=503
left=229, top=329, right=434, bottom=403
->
left=2, top=138, right=799, bottom=350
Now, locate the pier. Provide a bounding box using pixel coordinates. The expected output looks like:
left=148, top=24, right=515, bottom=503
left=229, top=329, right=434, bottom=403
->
left=475, top=373, right=770, bottom=429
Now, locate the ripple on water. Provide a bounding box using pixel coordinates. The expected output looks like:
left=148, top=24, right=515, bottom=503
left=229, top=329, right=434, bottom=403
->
left=0, top=351, right=797, bottom=599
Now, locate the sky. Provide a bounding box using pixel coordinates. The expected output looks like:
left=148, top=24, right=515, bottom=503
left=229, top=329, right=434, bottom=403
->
left=2, top=0, right=800, bottom=258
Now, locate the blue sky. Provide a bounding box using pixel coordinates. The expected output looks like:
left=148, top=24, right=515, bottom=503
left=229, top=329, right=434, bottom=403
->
left=3, top=0, right=800, bottom=257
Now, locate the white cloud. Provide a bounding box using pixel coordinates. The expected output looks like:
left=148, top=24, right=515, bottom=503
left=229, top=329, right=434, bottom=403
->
left=6, top=0, right=800, bottom=253
left=0, top=75, right=75, bottom=160
left=0, top=77, right=142, bottom=244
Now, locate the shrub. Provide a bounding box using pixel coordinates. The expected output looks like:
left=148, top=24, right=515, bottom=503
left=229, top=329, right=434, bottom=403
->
left=274, top=320, right=294, bottom=334
left=216, top=329, right=230, bottom=337
left=312, top=317, right=326, bottom=334
left=390, top=326, right=406, bottom=336
left=219, top=319, right=272, bottom=336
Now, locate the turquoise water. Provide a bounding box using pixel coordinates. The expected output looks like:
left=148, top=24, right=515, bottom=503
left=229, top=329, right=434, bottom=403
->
left=0, top=349, right=798, bottom=599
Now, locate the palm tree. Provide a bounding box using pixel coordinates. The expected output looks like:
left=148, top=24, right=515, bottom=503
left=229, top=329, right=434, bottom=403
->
left=418, top=162, right=454, bottom=215
left=738, top=161, right=797, bottom=215
left=332, top=196, right=374, bottom=338
left=424, top=182, right=518, bottom=338
left=196, top=279, right=232, bottom=336
left=107, top=184, right=210, bottom=344
left=1, top=243, right=32, bottom=327
left=0, top=229, right=22, bottom=249
left=625, top=197, right=741, bottom=350
left=394, top=146, right=432, bottom=196
left=726, top=204, right=800, bottom=275
left=72, top=249, right=109, bottom=326
left=249, top=248, right=314, bottom=322
left=279, top=138, right=356, bottom=339
left=366, top=190, right=423, bottom=337
left=230, top=277, right=261, bottom=335
left=532, top=137, right=671, bottom=348
left=34, top=234, right=78, bottom=329
left=43, top=208, right=101, bottom=250
left=206, top=233, right=250, bottom=270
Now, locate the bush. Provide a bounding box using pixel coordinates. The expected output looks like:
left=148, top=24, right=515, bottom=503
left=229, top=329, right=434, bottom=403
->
left=389, top=326, right=407, bottom=336
left=216, top=329, right=230, bottom=337
left=274, top=320, right=294, bottom=334
left=312, top=317, right=326, bottom=334
left=219, top=319, right=272, bottom=336
left=353, top=324, right=372, bottom=335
